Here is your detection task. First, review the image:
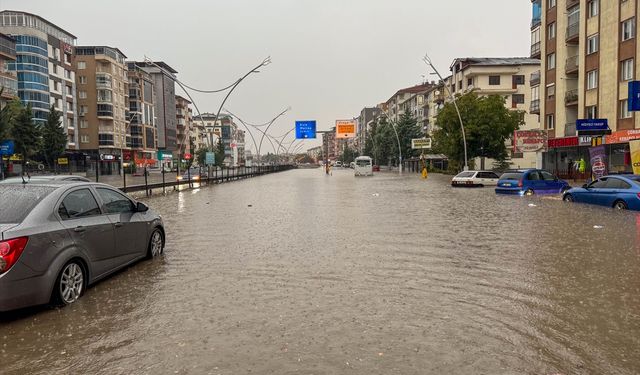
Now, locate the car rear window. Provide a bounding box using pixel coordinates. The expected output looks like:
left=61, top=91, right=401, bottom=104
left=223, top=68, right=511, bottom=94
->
left=0, top=185, right=56, bottom=223
left=500, top=173, right=523, bottom=180
left=455, top=172, right=475, bottom=178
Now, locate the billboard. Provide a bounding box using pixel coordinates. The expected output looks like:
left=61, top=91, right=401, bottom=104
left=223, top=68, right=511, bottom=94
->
left=630, top=140, right=640, bottom=175
left=295, top=121, right=317, bottom=139
left=0, top=140, right=14, bottom=156
left=589, top=145, right=607, bottom=179
left=411, top=138, right=432, bottom=149
left=514, top=130, right=546, bottom=153
left=336, top=120, right=356, bottom=138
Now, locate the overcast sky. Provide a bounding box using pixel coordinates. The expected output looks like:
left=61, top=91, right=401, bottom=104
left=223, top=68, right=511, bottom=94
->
left=3, top=0, right=532, bottom=151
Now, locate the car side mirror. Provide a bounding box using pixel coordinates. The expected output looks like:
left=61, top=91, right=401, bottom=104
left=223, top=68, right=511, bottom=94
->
left=136, top=202, right=149, bottom=213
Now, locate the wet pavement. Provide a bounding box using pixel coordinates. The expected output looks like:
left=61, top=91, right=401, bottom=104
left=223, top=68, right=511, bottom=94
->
left=2, top=168, right=640, bottom=374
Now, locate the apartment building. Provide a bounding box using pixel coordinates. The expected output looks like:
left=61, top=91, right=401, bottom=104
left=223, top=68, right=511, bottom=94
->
left=126, top=62, right=157, bottom=168
left=192, top=113, right=241, bottom=166
left=75, top=46, right=129, bottom=175
left=423, top=83, right=446, bottom=136
left=449, top=57, right=541, bottom=168
left=537, top=0, right=640, bottom=175
left=356, top=107, right=380, bottom=154
left=0, top=33, right=17, bottom=107
left=385, top=83, right=435, bottom=123
left=0, top=10, right=78, bottom=152
left=175, top=95, right=192, bottom=156
left=322, top=127, right=337, bottom=162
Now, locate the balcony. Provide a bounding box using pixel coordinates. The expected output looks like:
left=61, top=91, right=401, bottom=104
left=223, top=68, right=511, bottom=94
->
left=565, top=55, right=579, bottom=74
left=531, top=17, right=541, bottom=29
left=566, top=22, right=579, bottom=44
left=565, top=89, right=579, bottom=106
left=530, top=42, right=541, bottom=58
left=530, top=71, right=540, bottom=86
left=564, top=122, right=577, bottom=137
left=531, top=99, right=540, bottom=114
left=566, top=0, right=579, bottom=9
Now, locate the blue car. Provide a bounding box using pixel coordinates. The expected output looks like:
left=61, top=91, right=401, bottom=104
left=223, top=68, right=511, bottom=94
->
left=562, top=175, right=640, bottom=210
left=495, top=169, right=570, bottom=196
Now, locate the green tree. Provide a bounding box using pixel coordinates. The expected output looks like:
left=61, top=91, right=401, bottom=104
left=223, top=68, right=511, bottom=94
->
left=373, top=117, right=395, bottom=166
left=214, top=137, right=225, bottom=167
left=363, top=122, right=377, bottom=160
left=433, top=92, right=524, bottom=169
left=12, top=104, right=42, bottom=174
left=396, top=110, right=423, bottom=160
left=339, top=146, right=359, bottom=164
left=196, top=146, right=211, bottom=166
left=0, top=97, right=22, bottom=179
left=40, top=104, right=67, bottom=169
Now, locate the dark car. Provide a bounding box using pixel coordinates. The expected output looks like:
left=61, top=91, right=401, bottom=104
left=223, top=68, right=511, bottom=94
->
left=0, top=181, right=164, bottom=312
left=563, top=175, right=640, bottom=210
left=495, top=169, right=570, bottom=196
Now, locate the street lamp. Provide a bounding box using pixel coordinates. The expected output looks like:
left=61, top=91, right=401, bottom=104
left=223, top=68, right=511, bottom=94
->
left=423, top=53, right=469, bottom=171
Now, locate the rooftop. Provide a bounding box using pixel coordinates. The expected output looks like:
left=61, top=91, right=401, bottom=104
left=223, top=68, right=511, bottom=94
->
left=0, top=10, right=76, bottom=40
left=132, top=61, right=179, bottom=74
left=451, top=57, right=541, bottom=71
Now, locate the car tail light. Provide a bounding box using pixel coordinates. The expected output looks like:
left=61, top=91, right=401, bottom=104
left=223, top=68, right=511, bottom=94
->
left=0, top=237, right=28, bottom=274
left=518, top=180, right=523, bottom=187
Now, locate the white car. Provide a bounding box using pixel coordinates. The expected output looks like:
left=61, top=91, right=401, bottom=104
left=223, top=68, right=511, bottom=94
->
left=451, top=170, right=501, bottom=187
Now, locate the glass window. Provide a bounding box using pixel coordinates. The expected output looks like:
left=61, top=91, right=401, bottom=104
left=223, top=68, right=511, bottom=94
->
left=546, top=84, right=555, bottom=100
left=77, top=61, right=86, bottom=70
left=606, top=178, right=631, bottom=189
left=586, top=105, right=598, bottom=119
left=512, top=94, right=525, bottom=105
left=587, top=34, right=599, bottom=54
left=622, top=59, right=634, bottom=81
left=588, top=0, right=599, bottom=18
left=0, top=186, right=55, bottom=223
left=622, top=18, right=635, bottom=41
left=489, top=76, right=500, bottom=85
left=547, top=22, right=556, bottom=39
left=548, top=0, right=556, bottom=8
left=588, top=178, right=609, bottom=189
left=501, top=173, right=523, bottom=180
left=620, top=100, right=632, bottom=119
left=455, top=171, right=475, bottom=178
left=58, top=189, right=101, bottom=220
left=541, top=171, right=556, bottom=181
left=527, top=171, right=541, bottom=181
left=546, top=114, right=555, bottom=129
left=587, top=70, right=598, bottom=89
left=513, top=75, right=525, bottom=85
left=96, top=188, right=135, bottom=214
left=547, top=53, right=556, bottom=69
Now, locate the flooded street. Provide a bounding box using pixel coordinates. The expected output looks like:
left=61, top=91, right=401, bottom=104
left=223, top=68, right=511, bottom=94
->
left=2, top=169, right=640, bottom=374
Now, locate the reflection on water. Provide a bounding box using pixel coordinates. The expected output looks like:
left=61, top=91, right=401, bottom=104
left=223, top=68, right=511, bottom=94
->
left=2, top=169, right=640, bottom=374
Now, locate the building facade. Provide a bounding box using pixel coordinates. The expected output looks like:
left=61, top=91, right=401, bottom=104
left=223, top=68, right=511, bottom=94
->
left=127, top=62, right=157, bottom=168
left=356, top=107, right=381, bottom=154
left=0, top=33, right=17, bottom=107
left=0, top=10, right=78, bottom=151
left=175, top=95, right=192, bottom=157
left=537, top=0, right=640, bottom=176
left=74, top=46, right=129, bottom=174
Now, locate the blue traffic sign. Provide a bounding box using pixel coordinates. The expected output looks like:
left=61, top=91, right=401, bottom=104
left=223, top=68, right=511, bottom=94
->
left=205, top=152, right=215, bottom=166
left=629, top=81, right=640, bottom=111
left=295, top=121, right=317, bottom=139
left=0, top=140, right=14, bottom=156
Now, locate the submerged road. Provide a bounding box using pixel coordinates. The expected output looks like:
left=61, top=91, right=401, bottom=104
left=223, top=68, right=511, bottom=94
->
left=2, top=168, right=640, bottom=374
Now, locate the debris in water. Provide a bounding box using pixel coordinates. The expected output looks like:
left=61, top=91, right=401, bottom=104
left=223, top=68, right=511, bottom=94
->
left=593, top=225, right=604, bottom=229
left=528, top=203, right=537, bottom=207
left=248, top=204, right=253, bottom=207
left=372, top=193, right=380, bottom=197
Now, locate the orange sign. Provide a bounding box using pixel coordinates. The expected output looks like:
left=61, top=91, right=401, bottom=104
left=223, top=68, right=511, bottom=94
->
left=605, top=129, right=640, bottom=144
left=336, top=120, right=356, bottom=138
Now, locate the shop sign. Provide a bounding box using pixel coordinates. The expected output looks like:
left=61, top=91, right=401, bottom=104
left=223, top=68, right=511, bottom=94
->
left=629, top=81, right=640, bottom=111
left=57, top=157, right=68, bottom=165
left=589, top=145, right=607, bottom=179
left=514, top=130, right=546, bottom=152
left=578, top=136, right=593, bottom=146
left=605, top=129, right=640, bottom=144
left=576, top=119, right=609, bottom=133
left=547, top=137, right=578, bottom=149
left=630, top=140, right=640, bottom=175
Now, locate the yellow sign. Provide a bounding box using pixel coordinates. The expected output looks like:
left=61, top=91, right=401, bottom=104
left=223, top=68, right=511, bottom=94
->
left=630, top=140, right=640, bottom=175
left=9, top=154, right=22, bottom=161
left=57, top=157, right=69, bottom=165
left=336, top=120, right=356, bottom=138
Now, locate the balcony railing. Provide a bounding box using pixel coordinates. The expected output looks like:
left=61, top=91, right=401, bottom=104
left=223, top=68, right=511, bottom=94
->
left=565, top=89, right=579, bottom=106
left=530, top=42, right=541, bottom=58
left=565, top=55, right=579, bottom=74
left=531, top=99, right=540, bottom=114
left=565, top=122, right=577, bottom=137
left=530, top=71, right=540, bottom=86
left=566, top=22, right=579, bottom=43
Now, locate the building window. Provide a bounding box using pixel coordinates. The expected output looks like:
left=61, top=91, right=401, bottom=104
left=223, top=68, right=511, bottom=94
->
left=586, top=105, right=598, bottom=119
left=587, top=70, right=599, bottom=90
left=80, top=135, right=89, bottom=143
left=621, top=100, right=632, bottom=119
left=513, top=75, right=525, bottom=85
left=77, top=61, right=86, bottom=70
left=588, top=0, right=599, bottom=18
left=64, top=53, right=71, bottom=64
left=512, top=94, right=525, bottom=105
left=547, top=22, right=556, bottom=39
left=547, top=53, right=556, bottom=69
left=622, top=18, right=635, bottom=41
left=546, top=114, right=555, bottom=130
left=79, top=76, right=87, bottom=84
left=467, top=78, right=473, bottom=87
left=548, top=0, right=556, bottom=9
left=587, top=34, right=599, bottom=54
left=546, top=84, right=555, bottom=100
left=622, top=59, right=634, bottom=81
left=80, top=105, right=88, bottom=115
left=79, top=90, right=87, bottom=99
left=489, top=76, right=500, bottom=85
left=80, top=120, right=88, bottom=129
left=458, top=80, right=462, bottom=90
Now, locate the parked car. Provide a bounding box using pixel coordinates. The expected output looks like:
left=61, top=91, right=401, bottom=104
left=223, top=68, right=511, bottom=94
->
left=495, top=169, right=570, bottom=195
left=0, top=175, right=90, bottom=184
left=372, top=165, right=381, bottom=172
left=334, top=161, right=343, bottom=168
left=349, top=161, right=356, bottom=169
left=177, top=168, right=208, bottom=181
left=451, top=170, right=501, bottom=187
left=563, top=175, right=640, bottom=210
left=0, top=181, right=164, bottom=312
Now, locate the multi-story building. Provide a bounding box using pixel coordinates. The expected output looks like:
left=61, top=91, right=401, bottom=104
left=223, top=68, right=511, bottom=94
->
left=134, top=61, right=178, bottom=158
left=175, top=95, right=192, bottom=157
left=192, top=113, right=240, bottom=166
left=536, top=0, right=640, bottom=176
left=0, top=33, right=17, bottom=107
left=448, top=57, right=541, bottom=168
left=0, top=10, right=78, bottom=151
left=423, top=83, right=446, bottom=137
left=126, top=62, right=157, bottom=168
left=385, top=83, right=435, bottom=123
left=75, top=46, right=129, bottom=174
left=356, top=107, right=381, bottom=154
left=189, top=117, right=207, bottom=152
left=322, top=127, right=336, bottom=162
left=307, top=145, right=323, bottom=162
left=235, top=128, right=245, bottom=166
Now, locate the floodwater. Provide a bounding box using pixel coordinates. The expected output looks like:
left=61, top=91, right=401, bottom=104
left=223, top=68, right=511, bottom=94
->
left=2, top=168, right=640, bottom=374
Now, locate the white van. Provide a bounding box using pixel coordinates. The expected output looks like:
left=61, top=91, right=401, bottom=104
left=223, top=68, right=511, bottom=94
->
left=354, top=156, right=373, bottom=176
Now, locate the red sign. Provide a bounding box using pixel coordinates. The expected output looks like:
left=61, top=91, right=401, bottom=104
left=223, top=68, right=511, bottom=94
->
left=605, top=129, right=640, bottom=144
left=548, top=137, right=578, bottom=149
left=184, top=153, right=192, bottom=160
left=514, top=130, right=547, bottom=152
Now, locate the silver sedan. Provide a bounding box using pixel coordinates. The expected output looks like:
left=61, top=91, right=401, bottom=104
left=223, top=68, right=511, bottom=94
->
left=0, top=181, right=164, bottom=312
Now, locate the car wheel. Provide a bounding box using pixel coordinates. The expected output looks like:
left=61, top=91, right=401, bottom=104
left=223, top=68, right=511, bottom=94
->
left=613, top=200, right=628, bottom=210
left=147, top=228, right=164, bottom=259
left=563, top=194, right=574, bottom=202
left=54, top=261, right=85, bottom=306
left=524, top=189, right=534, bottom=196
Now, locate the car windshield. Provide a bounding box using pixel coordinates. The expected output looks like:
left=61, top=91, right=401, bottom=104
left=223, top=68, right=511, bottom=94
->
left=0, top=185, right=56, bottom=223
left=455, top=172, right=475, bottom=178
left=356, top=160, right=370, bottom=167
left=500, top=173, right=523, bottom=180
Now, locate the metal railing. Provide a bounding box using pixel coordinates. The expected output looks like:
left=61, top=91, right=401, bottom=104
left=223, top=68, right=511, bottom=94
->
left=566, top=22, right=579, bottom=42
left=530, top=42, right=541, bottom=57
left=565, top=55, right=579, bottom=74
left=530, top=71, right=540, bottom=86
left=531, top=99, right=540, bottom=113
left=565, top=89, right=579, bottom=105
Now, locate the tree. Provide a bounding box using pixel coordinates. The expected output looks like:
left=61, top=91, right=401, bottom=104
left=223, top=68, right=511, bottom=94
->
left=0, top=97, right=22, bottom=179
left=373, top=117, right=395, bottom=166
left=339, top=146, right=359, bottom=164
left=196, top=146, right=211, bottom=166
left=214, top=137, right=225, bottom=167
left=396, top=110, right=423, bottom=160
left=40, top=104, right=67, bottom=169
left=12, top=104, right=42, bottom=174
left=433, top=92, right=524, bottom=169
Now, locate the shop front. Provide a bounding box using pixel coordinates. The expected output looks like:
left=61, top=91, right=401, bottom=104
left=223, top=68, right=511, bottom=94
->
left=603, top=129, right=638, bottom=173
